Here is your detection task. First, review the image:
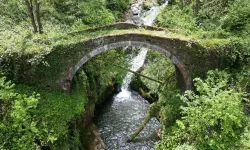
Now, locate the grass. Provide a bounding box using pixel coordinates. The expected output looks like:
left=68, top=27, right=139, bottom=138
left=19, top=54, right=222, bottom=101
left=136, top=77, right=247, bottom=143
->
left=1, top=22, right=240, bottom=63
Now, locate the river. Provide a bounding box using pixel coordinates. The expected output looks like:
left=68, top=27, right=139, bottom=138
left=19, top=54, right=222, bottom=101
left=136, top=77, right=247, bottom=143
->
left=94, top=1, right=168, bottom=149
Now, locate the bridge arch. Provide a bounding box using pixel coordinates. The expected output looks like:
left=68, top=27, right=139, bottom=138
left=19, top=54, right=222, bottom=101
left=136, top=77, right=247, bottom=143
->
left=58, top=39, right=192, bottom=93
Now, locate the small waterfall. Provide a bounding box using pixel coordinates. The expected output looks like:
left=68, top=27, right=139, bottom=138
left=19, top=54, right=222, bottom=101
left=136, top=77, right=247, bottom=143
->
left=142, top=1, right=168, bottom=25
left=117, top=0, right=169, bottom=98
left=117, top=48, right=148, bottom=98
left=122, top=48, right=148, bottom=90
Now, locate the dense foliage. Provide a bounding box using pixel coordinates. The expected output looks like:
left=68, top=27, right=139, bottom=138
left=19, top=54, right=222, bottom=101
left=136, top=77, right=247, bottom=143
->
left=156, top=70, right=249, bottom=149
left=82, top=48, right=130, bottom=104
left=0, top=77, right=40, bottom=149
left=157, top=0, right=250, bottom=38
left=139, top=50, right=250, bottom=149
left=132, top=1, right=250, bottom=148
left=0, top=75, right=87, bottom=149
left=0, top=0, right=131, bottom=82
left=141, top=50, right=176, bottom=94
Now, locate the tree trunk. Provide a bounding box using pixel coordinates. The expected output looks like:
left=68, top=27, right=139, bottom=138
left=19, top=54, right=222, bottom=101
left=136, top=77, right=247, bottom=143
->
left=127, top=112, right=153, bottom=142
left=194, top=0, right=200, bottom=17
left=128, top=102, right=160, bottom=142
left=113, top=64, right=163, bottom=84
left=34, top=0, right=43, bottom=33
left=180, top=0, right=184, bottom=10
left=24, top=0, right=38, bottom=33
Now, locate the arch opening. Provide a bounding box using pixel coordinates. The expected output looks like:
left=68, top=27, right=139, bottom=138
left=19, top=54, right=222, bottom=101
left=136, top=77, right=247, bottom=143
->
left=60, top=41, right=192, bottom=93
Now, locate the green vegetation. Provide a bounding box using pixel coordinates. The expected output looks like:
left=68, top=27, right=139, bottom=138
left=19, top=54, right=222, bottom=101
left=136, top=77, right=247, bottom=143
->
left=0, top=75, right=86, bottom=149
left=137, top=53, right=249, bottom=149
left=0, top=0, right=131, bottom=149
left=106, top=0, right=131, bottom=19
left=141, top=50, right=175, bottom=94
left=1, top=0, right=250, bottom=149
left=130, top=1, right=250, bottom=149
left=157, top=0, right=250, bottom=39
left=156, top=70, right=249, bottom=149
left=0, top=77, right=40, bottom=149
left=81, top=48, right=129, bottom=104
left=0, top=48, right=129, bottom=149
left=157, top=0, right=250, bottom=65
left=149, top=0, right=250, bottom=149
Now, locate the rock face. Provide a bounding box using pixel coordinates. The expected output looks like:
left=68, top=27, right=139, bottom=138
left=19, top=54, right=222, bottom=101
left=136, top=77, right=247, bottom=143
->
left=126, top=0, right=145, bottom=24
left=89, top=127, right=106, bottom=150
left=127, top=0, right=161, bottom=24
left=131, top=15, right=143, bottom=24
left=131, top=3, right=141, bottom=15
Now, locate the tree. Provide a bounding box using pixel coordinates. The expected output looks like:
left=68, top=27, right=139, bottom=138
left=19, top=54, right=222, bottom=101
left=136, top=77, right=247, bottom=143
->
left=24, top=0, right=43, bottom=33
left=34, top=0, right=43, bottom=33
left=24, top=0, right=37, bottom=33
left=194, top=0, right=200, bottom=17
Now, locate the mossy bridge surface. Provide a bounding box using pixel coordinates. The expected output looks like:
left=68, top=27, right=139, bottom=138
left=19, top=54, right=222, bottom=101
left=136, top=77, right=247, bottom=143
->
left=41, top=23, right=222, bottom=93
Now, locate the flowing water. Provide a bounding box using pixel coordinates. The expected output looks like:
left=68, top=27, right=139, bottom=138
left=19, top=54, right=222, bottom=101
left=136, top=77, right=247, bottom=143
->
left=95, top=1, right=168, bottom=149
left=95, top=49, right=159, bottom=149
left=142, top=1, right=168, bottom=25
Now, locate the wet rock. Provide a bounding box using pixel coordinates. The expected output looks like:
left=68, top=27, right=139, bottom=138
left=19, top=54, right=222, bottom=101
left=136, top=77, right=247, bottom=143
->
left=143, top=0, right=159, bottom=10
left=131, top=3, right=141, bottom=15
left=114, top=83, right=121, bottom=93
left=88, top=125, right=106, bottom=150
left=131, top=16, right=144, bottom=24
left=125, top=0, right=145, bottom=24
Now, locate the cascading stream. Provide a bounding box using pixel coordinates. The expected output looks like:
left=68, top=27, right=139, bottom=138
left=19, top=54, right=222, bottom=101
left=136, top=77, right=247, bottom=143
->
left=142, top=1, right=168, bottom=25
left=117, top=48, right=148, bottom=98
left=121, top=48, right=148, bottom=90
left=95, top=1, right=168, bottom=149
left=118, top=0, right=168, bottom=96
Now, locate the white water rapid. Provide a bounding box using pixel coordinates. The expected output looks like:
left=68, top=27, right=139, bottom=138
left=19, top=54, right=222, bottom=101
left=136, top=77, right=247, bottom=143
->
left=142, top=1, right=168, bottom=25
left=116, top=48, right=148, bottom=98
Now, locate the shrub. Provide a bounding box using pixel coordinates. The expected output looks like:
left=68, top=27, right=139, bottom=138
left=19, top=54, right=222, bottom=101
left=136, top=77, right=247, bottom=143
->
left=221, top=0, right=250, bottom=32
left=79, top=0, right=115, bottom=26
left=106, top=0, right=130, bottom=18
left=0, top=77, right=40, bottom=149
left=157, top=6, right=197, bottom=34
left=156, top=70, right=249, bottom=149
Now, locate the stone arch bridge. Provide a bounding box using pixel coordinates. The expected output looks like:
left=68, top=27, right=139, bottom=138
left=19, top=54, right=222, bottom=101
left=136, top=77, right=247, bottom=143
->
left=42, top=23, right=220, bottom=93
